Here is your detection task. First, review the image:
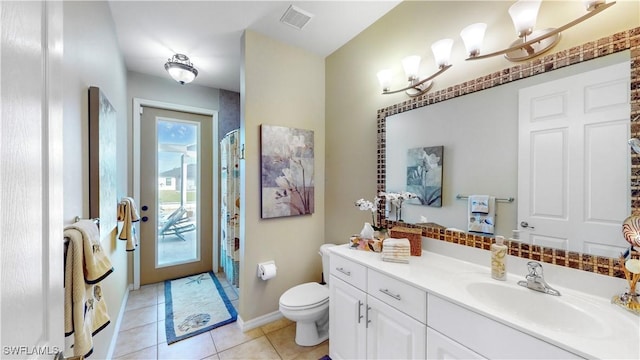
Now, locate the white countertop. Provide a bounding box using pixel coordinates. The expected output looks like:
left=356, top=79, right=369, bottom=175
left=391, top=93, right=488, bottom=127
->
left=329, top=244, right=640, bottom=359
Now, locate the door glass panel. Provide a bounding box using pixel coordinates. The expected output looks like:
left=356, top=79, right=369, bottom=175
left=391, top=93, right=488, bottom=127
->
left=156, top=118, right=200, bottom=267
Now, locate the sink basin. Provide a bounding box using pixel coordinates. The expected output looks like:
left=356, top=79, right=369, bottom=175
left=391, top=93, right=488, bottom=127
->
left=465, top=281, right=609, bottom=338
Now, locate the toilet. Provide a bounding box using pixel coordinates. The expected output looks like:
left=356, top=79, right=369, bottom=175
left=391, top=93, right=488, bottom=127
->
left=279, top=243, right=336, bottom=346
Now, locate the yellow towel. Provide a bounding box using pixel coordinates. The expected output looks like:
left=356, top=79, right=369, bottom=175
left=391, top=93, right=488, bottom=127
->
left=64, top=220, right=112, bottom=357
left=117, top=197, right=140, bottom=251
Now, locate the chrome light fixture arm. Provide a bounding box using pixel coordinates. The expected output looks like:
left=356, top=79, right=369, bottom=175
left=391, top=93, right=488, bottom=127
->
left=382, top=64, right=452, bottom=97
left=466, top=1, right=615, bottom=62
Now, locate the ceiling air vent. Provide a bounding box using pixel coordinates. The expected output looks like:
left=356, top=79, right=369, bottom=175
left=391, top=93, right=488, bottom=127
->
left=280, top=5, right=314, bottom=30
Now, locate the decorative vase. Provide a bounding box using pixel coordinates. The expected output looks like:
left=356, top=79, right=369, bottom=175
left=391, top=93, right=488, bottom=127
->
left=611, top=255, right=640, bottom=315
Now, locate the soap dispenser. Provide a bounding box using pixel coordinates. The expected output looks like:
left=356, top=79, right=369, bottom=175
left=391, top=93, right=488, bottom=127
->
left=491, top=236, right=507, bottom=281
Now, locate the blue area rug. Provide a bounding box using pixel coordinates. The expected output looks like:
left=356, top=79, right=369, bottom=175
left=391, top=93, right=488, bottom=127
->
left=165, top=271, right=237, bottom=344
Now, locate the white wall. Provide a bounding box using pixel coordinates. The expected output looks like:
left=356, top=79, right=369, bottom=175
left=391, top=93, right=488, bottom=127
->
left=240, top=30, right=326, bottom=323
left=62, top=1, right=128, bottom=359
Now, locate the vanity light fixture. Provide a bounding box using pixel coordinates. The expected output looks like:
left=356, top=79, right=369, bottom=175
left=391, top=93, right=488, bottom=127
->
left=164, top=53, right=198, bottom=85
left=377, top=38, right=453, bottom=97
left=461, top=0, right=616, bottom=62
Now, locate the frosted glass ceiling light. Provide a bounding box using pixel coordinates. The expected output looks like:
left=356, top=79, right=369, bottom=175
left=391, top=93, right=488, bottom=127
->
left=164, top=53, right=198, bottom=85
left=465, top=0, right=616, bottom=62
left=376, top=69, right=393, bottom=92
left=460, top=23, right=487, bottom=57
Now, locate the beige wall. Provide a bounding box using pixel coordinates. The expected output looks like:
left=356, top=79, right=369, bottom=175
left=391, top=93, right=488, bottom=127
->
left=62, top=1, right=128, bottom=358
left=240, top=30, right=326, bottom=322
left=325, top=0, right=640, bottom=244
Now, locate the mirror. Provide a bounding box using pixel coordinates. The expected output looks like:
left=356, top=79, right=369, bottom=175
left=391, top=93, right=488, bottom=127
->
left=382, top=49, right=632, bottom=259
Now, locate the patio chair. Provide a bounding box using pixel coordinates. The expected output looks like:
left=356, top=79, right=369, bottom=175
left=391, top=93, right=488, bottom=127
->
left=159, top=206, right=195, bottom=241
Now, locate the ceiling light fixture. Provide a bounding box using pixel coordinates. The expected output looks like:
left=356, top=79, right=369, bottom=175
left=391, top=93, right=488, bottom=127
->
left=164, top=53, right=198, bottom=85
left=377, top=38, right=453, bottom=97
left=461, top=0, right=616, bottom=62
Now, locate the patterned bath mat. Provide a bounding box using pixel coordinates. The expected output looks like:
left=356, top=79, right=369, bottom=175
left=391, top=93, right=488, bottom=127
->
left=165, top=271, right=237, bottom=344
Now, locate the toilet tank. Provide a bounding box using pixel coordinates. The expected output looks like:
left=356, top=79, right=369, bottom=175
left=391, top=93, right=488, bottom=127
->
left=319, top=244, right=336, bottom=285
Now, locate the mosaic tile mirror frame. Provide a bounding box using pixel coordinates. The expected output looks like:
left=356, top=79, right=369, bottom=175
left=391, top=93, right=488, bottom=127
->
left=377, top=27, right=640, bottom=279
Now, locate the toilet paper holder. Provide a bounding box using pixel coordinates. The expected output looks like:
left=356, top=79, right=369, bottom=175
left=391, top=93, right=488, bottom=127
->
left=257, top=260, right=277, bottom=280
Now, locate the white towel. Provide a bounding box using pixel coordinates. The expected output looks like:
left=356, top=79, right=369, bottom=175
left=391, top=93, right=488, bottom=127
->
left=382, top=238, right=411, bottom=263
left=468, top=196, right=496, bottom=234
left=469, top=195, right=490, bottom=214
left=117, top=197, right=140, bottom=251
left=64, top=220, right=112, bottom=357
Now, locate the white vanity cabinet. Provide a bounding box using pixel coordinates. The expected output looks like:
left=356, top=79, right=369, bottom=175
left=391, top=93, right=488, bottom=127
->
left=329, top=254, right=426, bottom=360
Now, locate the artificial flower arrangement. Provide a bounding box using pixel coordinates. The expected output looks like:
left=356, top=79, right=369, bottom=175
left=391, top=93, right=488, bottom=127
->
left=378, top=191, right=418, bottom=222
left=352, top=196, right=386, bottom=252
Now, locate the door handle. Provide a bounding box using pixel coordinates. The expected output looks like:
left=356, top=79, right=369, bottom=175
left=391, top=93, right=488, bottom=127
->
left=520, top=221, right=535, bottom=230
left=141, top=216, right=149, bottom=222
left=357, top=300, right=363, bottom=323
left=141, top=205, right=149, bottom=211
left=366, top=305, right=371, bottom=328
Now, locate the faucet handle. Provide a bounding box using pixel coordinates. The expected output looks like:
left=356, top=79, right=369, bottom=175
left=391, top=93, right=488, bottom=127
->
left=526, top=261, right=544, bottom=277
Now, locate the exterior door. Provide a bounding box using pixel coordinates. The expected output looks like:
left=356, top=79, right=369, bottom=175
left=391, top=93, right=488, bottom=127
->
left=518, top=61, right=630, bottom=257
left=0, top=1, right=65, bottom=358
left=139, top=106, right=213, bottom=284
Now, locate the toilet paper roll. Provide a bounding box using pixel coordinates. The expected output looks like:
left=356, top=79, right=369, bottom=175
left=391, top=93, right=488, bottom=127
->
left=258, top=262, right=277, bottom=280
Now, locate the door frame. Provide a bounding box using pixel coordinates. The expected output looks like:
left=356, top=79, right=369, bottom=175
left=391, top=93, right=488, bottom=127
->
left=133, top=98, right=218, bottom=290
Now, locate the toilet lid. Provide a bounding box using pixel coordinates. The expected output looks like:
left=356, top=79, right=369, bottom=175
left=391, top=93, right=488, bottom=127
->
left=280, top=282, right=328, bottom=309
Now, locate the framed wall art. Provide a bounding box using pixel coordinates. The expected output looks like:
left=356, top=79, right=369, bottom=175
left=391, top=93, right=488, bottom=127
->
left=260, top=124, right=314, bottom=219
left=89, top=86, right=118, bottom=240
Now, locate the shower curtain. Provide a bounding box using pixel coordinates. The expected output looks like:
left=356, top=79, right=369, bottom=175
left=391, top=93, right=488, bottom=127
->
left=220, top=129, right=240, bottom=287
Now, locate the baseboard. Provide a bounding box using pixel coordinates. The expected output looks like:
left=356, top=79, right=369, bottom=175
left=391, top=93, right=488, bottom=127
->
left=237, top=310, right=283, bottom=332
left=105, top=283, right=132, bottom=360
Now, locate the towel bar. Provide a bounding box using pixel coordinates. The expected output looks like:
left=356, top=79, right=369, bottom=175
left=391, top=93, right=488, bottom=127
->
left=456, top=194, right=514, bottom=203
left=74, top=216, right=100, bottom=224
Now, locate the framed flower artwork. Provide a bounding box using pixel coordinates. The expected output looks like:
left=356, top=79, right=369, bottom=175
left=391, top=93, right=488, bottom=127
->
left=260, top=125, right=314, bottom=218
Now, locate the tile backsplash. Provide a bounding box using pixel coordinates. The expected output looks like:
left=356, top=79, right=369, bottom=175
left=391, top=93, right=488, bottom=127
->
left=377, top=27, right=640, bottom=279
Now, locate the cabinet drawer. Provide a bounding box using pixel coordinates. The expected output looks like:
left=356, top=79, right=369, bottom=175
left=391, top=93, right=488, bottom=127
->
left=367, top=269, right=426, bottom=323
left=330, top=254, right=367, bottom=291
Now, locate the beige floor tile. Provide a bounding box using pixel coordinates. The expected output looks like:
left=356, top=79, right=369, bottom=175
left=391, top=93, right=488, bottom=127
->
left=291, top=341, right=329, bottom=360
left=217, top=336, right=281, bottom=360
left=157, top=332, right=216, bottom=360
left=260, top=317, right=293, bottom=334
left=127, top=286, right=158, bottom=311
left=120, top=304, right=158, bottom=331
left=266, top=323, right=308, bottom=360
left=222, top=286, right=238, bottom=301
left=157, top=281, right=166, bottom=304
left=210, top=322, right=264, bottom=352
left=113, top=322, right=158, bottom=358
left=158, top=320, right=167, bottom=344
left=114, top=345, right=157, bottom=360
left=201, top=354, right=221, bottom=360
left=158, top=301, right=166, bottom=320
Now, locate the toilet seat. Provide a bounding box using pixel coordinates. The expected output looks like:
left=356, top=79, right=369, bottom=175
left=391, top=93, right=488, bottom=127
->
left=279, top=282, right=328, bottom=310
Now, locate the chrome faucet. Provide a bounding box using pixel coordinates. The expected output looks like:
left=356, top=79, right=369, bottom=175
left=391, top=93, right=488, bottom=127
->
left=517, top=261, right=561, bottom=296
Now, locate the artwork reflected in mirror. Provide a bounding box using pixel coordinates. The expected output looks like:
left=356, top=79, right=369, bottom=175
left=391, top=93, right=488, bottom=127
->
left=378, top=28, right=639, bottom=272
left=406, top=146, right=443, bottom=207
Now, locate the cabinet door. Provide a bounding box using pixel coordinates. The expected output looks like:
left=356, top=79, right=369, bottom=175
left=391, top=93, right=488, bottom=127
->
left=427, top=328, right=486, bottom=360
left=366, top=295, right=426, bottom=359
left=330, top=276, right=367, bottom=360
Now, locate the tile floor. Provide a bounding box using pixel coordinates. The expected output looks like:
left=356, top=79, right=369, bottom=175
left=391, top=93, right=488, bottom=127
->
left=113, top=273, right=329, bottom=360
